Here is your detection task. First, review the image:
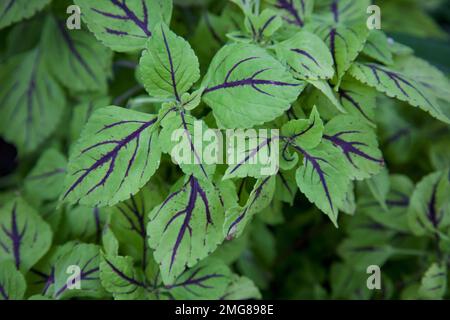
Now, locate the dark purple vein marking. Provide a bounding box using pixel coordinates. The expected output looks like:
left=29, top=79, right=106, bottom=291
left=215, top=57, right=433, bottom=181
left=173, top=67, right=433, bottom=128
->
left=1, top=203, right=26, bottom=269
left=275, top=0, right=304, bottom=27
left=291, top=49, right=321, bottom=68
left=166, top=266, right=224, bottom=293
left=203, top=58, right=299, bottom=95
left=57, top=21, right=97, bottom=82
left=426, top=181, right=441, bottom=228
left=28, top=168, right=66, bottom=181
left=0, top=0, right=15, bottom=19
left=339, top=89, right=372, bottom=122
left=93, top=0, right=151, bottom=37
left=103, top=257, right=147, bottom=288
left=292, top=144, right=334, bottom=212
left=331, top=0, right=339, bottom=23
left=278, top=171, right=294, bottom=198
left=162, top=176, right=213, bottom=272
left=62, top=117, right=157, bottom=200
left=226, top=176, right=271, bottom=237
left=323, top=131, right=384, bottom=168
left=364, top=64, right=437, bottom=112
left=161, top=25, right=180, bottom=101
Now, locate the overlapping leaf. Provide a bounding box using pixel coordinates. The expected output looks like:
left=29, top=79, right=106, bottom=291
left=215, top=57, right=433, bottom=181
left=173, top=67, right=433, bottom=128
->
left=322, top=115, right=384, bottom=180
left=0, top=198, right=52, bottom=273
left=139, top=23, right=200, bottom=100
left=42, top=16, right=113, bottom=93
left=202, top=43, right=304, bottom=128
left=0, top=49, right=66, bottom=154
left=274, top=30, right=334, bottom=80
left=75, top=0, right=172, bottom=52
left=61, top=106, right=161, bottom=207
left=147, top=176, right=224, bottom=284
left=0, top=261, right=26, bottom=300
left=0, top=0, right=50, bottom=30
left=350, top=62, right=450, bottom=124
left=224, top=176, right=275, bottom=239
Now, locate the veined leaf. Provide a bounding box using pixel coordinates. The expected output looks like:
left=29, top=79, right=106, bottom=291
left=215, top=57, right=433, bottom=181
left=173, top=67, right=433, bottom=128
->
left=147, top=176, right=224, bottom=284
left=281, top=106, right=323, bottom=150
left=362, top=30, right=394, bottom=66
left=266, top=0, right=314, bottom=28
left=70, top=96, right=111, bottom=142
left=61, top=206, right=107, bottom=243
left=294, top=142, right=350, bottom=225
left=41, top=16, right=113, bottom=93
left=224, top=176, right=275, bottom=240
left=25, top=149, right=67, bottom=202
left=275, top=169, right=297, bottom=205
left=202, top=43, right=304, bottom=128
left=307, top=79, right=345, bottom=113
left=100, top=254, right=147, bottom=300
left=322, top=115, right=384, bottom=180
left=408, top=170, right=450, bottom=236
left=0, top=261, right=26, bottom=300
left=27, top=242, right=78, bottom=297
left=74, top=0, right=172, bottom=52
left=394, top=55, right=450, bottom=103
left=311, top=20, right=369, bottom=87
left=0, top=0, right=50, bottom=30
left=0, top=198, right=52, bottom=273
left=274, top=30, right=334, bottom=80
left=0, top=49, right=66, bottom=154
left=61, top=106, right=161, bottom=207
left=165, top=258, right=231, bottom=300
left=314, top=0, right=370, bottom=23
left=158, top=110, right=216, bottom=181
left=53, top=243, right=106, bottom=300
left=110, top=184, right=163, bottom=268
left=139, top=23, right=200, bottom=100
left=350, top=62, right=450, bottom=124
left=220, top=275, right=261, bottom=300
left=244, top=9, right=282, bottom=41
left=337, top=78, right=376, bottom=125
left=419, top=263, right=447, bottom=300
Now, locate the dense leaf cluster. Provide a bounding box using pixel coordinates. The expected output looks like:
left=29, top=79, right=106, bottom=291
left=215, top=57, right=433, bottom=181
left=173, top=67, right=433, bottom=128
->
left=0, top=0, right=449, bottom=300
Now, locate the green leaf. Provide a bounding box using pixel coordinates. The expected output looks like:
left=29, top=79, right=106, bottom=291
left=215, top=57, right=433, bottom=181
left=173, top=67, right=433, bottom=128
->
left=312, top=20, right=369, bottom=87
left=110, top=184, right=163, bottom=266
left=245, top=9, right=282, bottom=41
left=0, top=0, right=50, bottom=30
left=394, top=55, right=450, bottom=103
left=61, top=106, right=161, bottom=207
left=322, top=115, right=384, bottom=180
left=224, top=176, right=275, bottom=239
left=362, top=30, right=394, bottom=66
left=70, top=96, right=111, bottom=143
left=0, top=198, right=52, bottom=273
left=41, top=16, right=113, bottom=93
left=61, top=206, right=107, bottom=243
left=419, top=263, right=447, bottom=299
left=294, top=142, right=351, bottom=225
left=25, top=149, right=67, bottom=202
left=165, top=258, right=231, bottom=300
left=349, top=62, right=450, bottom=124
left=147, top=176, right=225, bottom=284
left=275, top=169, right=297, bottom=205
left=365, top=167, right=390, bottom=211
left=221, top=275, right=261, bottom=300
left=158, top=110, right=216, bottom=181
left=26, top=242, right=78, bottom=297
left=361, top=174, right=413, bottom=233
left=100, top=254, right=147, bottom=300
left=281, top=106, right=323, bottom=150
left=202, top=43, right=304, bottom=128
left=274, top=30, right=334, bottom=80
left=0, top=49, right=66, bottom=154
left=265, top=0, right=314, bottom=29
left=74, top=0, right=172, bottom=52
left=0, top=261, right=26, bottom=300
left=139, top=23, right=200, bottom=100
left=408, top=170, right=450, bottom=236
left=53, top=243, right=106, bottom=299
left=338, top=77, right=376, bottom=125
left=307, top=79, right=345, bottom=113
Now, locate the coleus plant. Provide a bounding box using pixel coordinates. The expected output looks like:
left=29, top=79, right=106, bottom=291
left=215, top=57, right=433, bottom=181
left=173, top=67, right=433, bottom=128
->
left=0, top=0, right=449, bottom=300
